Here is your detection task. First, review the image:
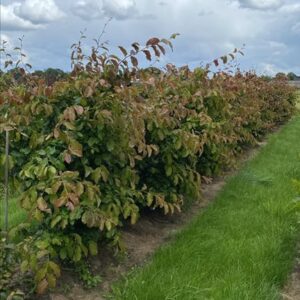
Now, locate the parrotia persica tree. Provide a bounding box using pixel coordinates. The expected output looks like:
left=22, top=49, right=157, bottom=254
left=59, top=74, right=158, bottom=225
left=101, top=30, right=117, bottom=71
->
left=0, top=32, right=296, bottom=295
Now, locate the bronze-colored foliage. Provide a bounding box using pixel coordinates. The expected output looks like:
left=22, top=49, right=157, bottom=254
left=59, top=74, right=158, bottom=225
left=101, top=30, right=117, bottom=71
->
left=0, top=32, right=296, bottom=295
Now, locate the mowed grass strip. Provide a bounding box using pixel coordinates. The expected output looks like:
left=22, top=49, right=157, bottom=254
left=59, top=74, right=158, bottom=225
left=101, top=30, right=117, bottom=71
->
left=0, top=186, right=26, bottom=229
left=110, top=116, right=300, bottom=300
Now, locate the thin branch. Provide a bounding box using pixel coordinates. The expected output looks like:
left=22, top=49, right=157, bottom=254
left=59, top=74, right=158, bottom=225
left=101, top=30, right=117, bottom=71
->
left=4, top=130, right=9, bottom=233
left=94, top=17, right=112, bottom=51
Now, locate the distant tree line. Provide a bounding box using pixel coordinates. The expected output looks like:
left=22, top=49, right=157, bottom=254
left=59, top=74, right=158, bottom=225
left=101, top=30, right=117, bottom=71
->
left=1, top=67, right=300, bottom=85
left=287, top=72, right=300, bottom=81
left=32, top=68, right=68, bottom=85
left=0, top=67, right=68, bottom=86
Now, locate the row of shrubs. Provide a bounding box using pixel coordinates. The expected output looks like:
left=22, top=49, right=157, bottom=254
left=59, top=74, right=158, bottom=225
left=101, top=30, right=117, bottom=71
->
left=0, top=35, right=296, bottom=296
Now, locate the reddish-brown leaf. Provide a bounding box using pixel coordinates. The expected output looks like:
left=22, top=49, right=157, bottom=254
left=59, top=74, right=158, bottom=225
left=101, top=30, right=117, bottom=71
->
left=63, top=107, right=76, bottom=122
left=131, top=56, right=138, bottom=67
left=37, top=197, right=48, bottom=212
left=54, top=197, right=67, bottom=208
left=146, top=37, right=160, bottom=47
left=44, top=87, right=52, bottom=97
left=157, top=44, right=166, bottom=55
left=84, top=86, right=94, bottom=98
left=142, top=50, right=151, bottom=61
left=118, top=46, right=128, bottom=56
left=74, top=105, right=84, bottom=116
left=131, top=42, right=140, bottom=52
left=151, top=45, right=160, bottom=57
left=19, top=68, right=26, bottom=76
left=91, top=51, right=97, bottom=62
left=66, top=201, right=75, bottom=211
left=64, top=152, right=72, bottom=164
left=53, top=128, right=60, bottom=139
left=37, top=279, right=48, bottom=295
left=68, top=193, right=79, bottom=206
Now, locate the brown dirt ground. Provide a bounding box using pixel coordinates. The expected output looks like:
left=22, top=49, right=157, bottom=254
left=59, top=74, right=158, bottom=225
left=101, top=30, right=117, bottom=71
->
left=48, top=144, right=263, bottom=300
left=282, top=254, right=300, bottom=300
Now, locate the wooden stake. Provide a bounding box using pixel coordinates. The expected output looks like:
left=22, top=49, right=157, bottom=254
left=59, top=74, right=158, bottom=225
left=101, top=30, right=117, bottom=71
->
left=4, top=130, right=9, bottom=232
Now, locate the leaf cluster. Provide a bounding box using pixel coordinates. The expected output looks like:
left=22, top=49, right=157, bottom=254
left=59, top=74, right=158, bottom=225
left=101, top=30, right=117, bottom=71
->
left=0, top=34, right=296, bottom=294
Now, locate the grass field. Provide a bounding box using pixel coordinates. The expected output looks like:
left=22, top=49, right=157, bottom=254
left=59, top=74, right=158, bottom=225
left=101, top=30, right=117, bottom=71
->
left=0, top=187, right=26, bottom=230
left=110, top=116, right=300, bottom=300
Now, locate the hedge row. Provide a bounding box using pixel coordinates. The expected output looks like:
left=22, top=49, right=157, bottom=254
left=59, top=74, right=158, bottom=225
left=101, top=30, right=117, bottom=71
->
left=0, top=36, right=296, bottom=294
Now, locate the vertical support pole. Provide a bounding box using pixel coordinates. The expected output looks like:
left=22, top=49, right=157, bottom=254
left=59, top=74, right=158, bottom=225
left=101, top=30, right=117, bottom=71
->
left=4, top=130, right=9, bottom=232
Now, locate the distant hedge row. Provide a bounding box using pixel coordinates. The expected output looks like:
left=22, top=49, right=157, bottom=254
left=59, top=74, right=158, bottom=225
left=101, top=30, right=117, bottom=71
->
left=0, top=36, right=296, bottom=295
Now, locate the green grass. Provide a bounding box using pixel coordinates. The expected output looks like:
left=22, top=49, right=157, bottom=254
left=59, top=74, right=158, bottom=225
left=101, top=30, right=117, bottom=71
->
left=110, top=116, right=300, bottom=300
left=296, top=90, right=300, bottom=110
left=0, top=186, right=26, bottom=229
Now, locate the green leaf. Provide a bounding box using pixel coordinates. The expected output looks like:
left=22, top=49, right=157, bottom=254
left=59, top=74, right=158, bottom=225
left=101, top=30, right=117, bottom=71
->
left=170, top=33, right=180, bottom=39
left=88, top=240, right=98, bottom=256
left=47, top=273, right=57, bottom=288
left=147, top=193, right=153, bottom=206
left=35, top=266, right=48, bottom=282
left=36, top=240, right=50, bottom=250
left=165, top=166, right=172, bottom=176
left=69, top=139, right=83, bottom=157
left=73, top=246, right=82, bottom=262
left=47, top=166, right=57, bottom=176
left=59, top=248, right=67, bottom=260
left=107, top=140, right=114, bottom=152
left=20, top=260, right=29, bottom=273
left=131, top=212, right=138, bottom=225
left=37, top=250, right=49, bottom=259
left=48, top=261, right=61, bottom=277
left=50, top=215, right=62, bottom=228
left=91, top=167, right=102, bottom=184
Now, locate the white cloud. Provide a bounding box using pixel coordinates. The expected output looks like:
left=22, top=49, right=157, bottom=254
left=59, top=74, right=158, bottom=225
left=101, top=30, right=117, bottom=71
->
left=268, top=41, right=286, bottom=48
left=1, top=0, right=65, bottom=31
left=237, top=0, right=283, bottom=10
left=197, top=9, right=213, bottom=17
left=292, top=22, right=300, bottom=34
left=13, top=0, right=65, bottom=24
left=268, top=41, right=287, bottom=54
left=158, top=1, right=167, bottom=6
left=259, top=62, right=291, bottom=76
left=71, top=0, right=102, bottom=20
left=0, top=3, right=42, bottom=31
left=268, top=41, right=288, bottom=56
left=259, top=63, right=282, bottom=75
left=71, top=0, right=138, bottom=20
left=279, top=3, right=300, bottom=14
left=1, top=0, right=300, bottom=74
left=102, top=0, right=137, bottom=20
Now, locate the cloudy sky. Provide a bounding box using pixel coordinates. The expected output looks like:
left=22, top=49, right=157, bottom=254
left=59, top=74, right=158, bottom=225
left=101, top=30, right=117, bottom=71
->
left=0, top=0, right=300, bottom=75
